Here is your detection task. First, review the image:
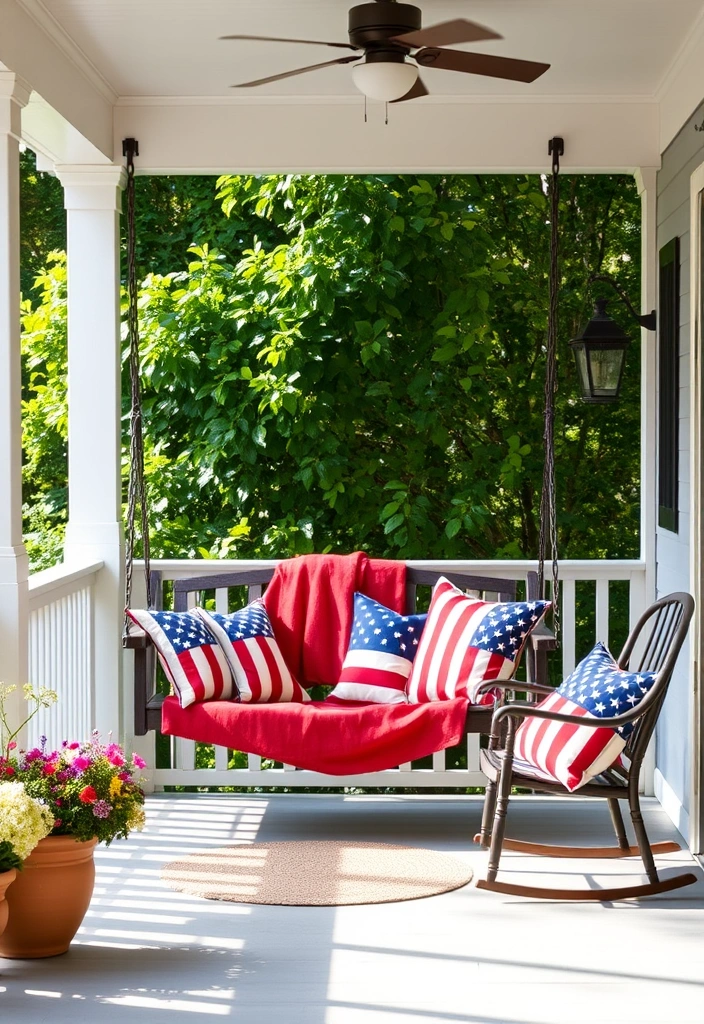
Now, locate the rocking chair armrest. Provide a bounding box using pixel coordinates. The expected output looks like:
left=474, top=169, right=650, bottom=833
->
left=492, top=699, right=647, bottom=731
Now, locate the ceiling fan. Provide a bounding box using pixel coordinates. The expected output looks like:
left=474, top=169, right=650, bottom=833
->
left=222, top=0, right=550, bottom=103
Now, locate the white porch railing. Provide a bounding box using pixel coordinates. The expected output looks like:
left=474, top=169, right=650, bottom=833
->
left=26, top=560, right=103, bottom=751
left=23, top=557, right=649, bottom=787
left=125, top=558, right=649, bottom=792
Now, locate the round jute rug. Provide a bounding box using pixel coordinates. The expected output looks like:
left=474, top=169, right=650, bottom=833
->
left=161, top=841, right=473, bottom=906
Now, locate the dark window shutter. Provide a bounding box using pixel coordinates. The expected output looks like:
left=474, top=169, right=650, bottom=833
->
left=658, top=237, right=680, bottom=533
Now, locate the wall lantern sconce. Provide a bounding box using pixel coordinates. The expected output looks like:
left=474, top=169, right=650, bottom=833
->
left=570, top=277, right=657, bottom=404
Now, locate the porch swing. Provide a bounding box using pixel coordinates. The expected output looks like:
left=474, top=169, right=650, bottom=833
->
left=121, top=138, right=557, bottom=772
left=122, top=142, right=699, bottom=899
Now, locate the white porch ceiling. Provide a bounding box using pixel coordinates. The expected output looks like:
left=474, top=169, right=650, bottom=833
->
left=3, top=0, right=704, bottom=171
left=25, top=0, right=704, bottom=99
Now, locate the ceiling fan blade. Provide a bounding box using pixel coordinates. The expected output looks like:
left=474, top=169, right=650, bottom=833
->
left=232, top=55, right=359, bottom=88
left=416, top=48, right=550, bottom=84
left=392, top=18, right=502, bottom=49
left=390, top=76, right=430, bottom=103
left=221, top=34, right=359, bottom=52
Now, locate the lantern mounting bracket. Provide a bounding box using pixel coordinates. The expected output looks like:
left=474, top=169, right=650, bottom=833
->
left=589, top=273, right=656, bottom=332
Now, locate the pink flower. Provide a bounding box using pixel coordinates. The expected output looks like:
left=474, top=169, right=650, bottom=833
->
left=69, top=742, right=80, bottom=750
left=92, top=800, right=111, bottom=819
left=132, top=755, right=146, bottom=770
left=72, top=756, right=92, bottom=772
left=42, top=762, right=57, bottom=776
left=79, top=785, right=97, bottom=804
left=7, top=741, right=16, bottom=750
left=105, top=743, right=125, bottom=767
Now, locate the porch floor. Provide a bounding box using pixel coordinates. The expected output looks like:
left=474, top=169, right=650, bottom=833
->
left=1, top=794, right=703, bottom=1024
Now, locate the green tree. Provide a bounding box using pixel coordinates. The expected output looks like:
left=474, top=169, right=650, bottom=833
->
left=19, top=170, right=642, bottom=569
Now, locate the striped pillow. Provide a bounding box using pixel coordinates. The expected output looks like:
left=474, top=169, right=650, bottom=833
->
left=513, top=642, right=656, bottom=791
left=126, top=608, right=235, bottom=709
left=406, top=577, right=550, bottom=704
left=198, top=601, right=310, bottom=704
left=326, top=593, right=426, bottom=705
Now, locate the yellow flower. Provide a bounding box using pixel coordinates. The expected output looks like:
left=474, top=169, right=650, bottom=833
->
left=109, top=776, right=123, bottom=799
left=0, top=781, right=53, bottom=862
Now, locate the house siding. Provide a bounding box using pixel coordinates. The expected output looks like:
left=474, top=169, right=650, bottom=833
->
left=655, top=99, right=704, bottom=840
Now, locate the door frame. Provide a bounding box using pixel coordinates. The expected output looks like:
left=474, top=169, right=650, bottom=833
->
left=689, top=160, right=704, bottom=855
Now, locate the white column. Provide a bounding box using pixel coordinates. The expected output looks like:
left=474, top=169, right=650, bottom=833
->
left=635, top=167, right=659, bottom=797
left=0, top=73, right=30, bottom=732
left=56, top=164, right=126, bottom=740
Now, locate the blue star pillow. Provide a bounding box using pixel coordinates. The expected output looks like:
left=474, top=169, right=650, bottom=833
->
left=326, top=593, right=427, bottom=705
left=514, top=642, right=657, bottom=791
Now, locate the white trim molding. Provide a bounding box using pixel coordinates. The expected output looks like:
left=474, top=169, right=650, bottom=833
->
left=655, top=768, right=690, bottom=846
left=689, top=159, right=704, bottom=855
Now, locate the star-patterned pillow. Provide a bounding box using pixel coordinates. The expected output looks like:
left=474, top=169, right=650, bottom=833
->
left=513, top=641, right=657, bottom=791
left=126, top=608, right=236, bottom=709
left=406, top=577, right=550, bottom=704
left=326, top=593, right=427, bottom=705
left=197, top=601, right=310, bottom=704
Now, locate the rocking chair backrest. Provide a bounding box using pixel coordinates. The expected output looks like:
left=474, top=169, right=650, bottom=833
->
left=616, top=592, right=694, bottom=769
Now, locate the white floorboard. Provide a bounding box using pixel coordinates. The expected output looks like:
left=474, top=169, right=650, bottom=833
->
left=1, top=794, right=703, bottom=1024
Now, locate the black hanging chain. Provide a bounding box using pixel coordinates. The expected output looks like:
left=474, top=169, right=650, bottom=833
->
left=537, top=136, right=563, bottom=643
left=122, top=138, right=152, bottom=625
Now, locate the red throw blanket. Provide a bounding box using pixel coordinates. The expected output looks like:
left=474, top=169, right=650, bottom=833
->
left=161, top=695, right=469, bottom=776
left=263, top=552, right=407, bottom=685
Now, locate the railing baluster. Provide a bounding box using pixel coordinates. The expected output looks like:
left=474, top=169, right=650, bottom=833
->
left=215, top=588, right=229, bottom=614
left=562, top=578, right=577, bottom=677
left=248, top=754, right=262, bottom=771
left=466, top=733, right=480, bottom=774
left=214, top=745, right=229, bottom=771
left=432, top=750, right=446, bottom=773
left=596, top=577, right=609, bottom=648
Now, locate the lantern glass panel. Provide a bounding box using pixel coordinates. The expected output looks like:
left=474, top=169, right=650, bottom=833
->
left=573, top=344, right=591, bottom=398
left=588, top=346, right=625, bottom=398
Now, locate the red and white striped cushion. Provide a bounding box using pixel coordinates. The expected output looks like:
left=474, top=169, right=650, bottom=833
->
left=512, top=690, right=626, bottom=791
left=126, top=608, right=235, bottom=709
left=406, top=577, right=550, bottom=704
left=198, top=602, right=310, bottom=704
left=513, top=642, right=657, bottom=791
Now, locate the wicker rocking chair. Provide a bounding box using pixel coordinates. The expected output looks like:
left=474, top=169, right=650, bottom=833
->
left=474, top=591, right=698, bottom=900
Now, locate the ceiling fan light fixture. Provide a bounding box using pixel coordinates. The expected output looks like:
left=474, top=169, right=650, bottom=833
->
left=352, top=58, right=418, bottom=101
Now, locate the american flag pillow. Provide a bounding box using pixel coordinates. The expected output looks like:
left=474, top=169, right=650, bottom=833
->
left=406, top=577, right=550, bottom=704
left=326, top=593, right=427, bottom=705
left=513, top=641, right=657, bottom=792
left=197, top=601, right=310, bottom=704
left=126, top=608, right=235, bottom=709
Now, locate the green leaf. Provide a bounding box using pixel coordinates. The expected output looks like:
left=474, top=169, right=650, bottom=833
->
left=384, top=513, right=405, bottom=534
left=445, top=519, right=462, bottom=539
left=432, top=343, right=458, bottom=363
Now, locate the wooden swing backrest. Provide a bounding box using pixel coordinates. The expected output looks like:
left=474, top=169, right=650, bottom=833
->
left=128, top=564, right=550, bottom=736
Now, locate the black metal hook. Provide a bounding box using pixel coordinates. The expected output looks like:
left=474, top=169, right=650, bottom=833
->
left=122, top=138, right=140, bottom=174
left=548, top=136, right=564, bottom=176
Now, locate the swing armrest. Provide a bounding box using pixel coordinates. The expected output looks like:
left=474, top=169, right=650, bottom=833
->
left=474, top=678, right=555, bottom=698
left=123, top=630, right=150, bottom=649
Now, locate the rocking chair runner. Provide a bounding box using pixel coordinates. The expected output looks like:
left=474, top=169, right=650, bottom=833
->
left=474, top=591, right=697, bottom=900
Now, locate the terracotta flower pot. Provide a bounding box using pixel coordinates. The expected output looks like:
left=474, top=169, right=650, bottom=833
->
left=0, top=836, right=98, bottom=959
left=0, top=869, right=17, bottom=938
